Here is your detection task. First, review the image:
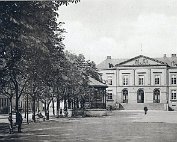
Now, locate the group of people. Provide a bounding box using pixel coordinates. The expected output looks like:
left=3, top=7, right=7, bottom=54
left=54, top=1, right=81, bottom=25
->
left=8, top=111, right=23, bottom=134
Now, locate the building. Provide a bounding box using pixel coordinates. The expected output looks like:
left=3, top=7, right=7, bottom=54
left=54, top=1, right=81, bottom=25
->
left=85, top=76, right=107, bottom=109
left=97, top=54, right=177, bottom=111
left=0, top=95, right=10, bottom=114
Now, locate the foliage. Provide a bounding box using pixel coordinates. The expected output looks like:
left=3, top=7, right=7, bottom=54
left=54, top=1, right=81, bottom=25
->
left=0, top=0, right=103, bottom=116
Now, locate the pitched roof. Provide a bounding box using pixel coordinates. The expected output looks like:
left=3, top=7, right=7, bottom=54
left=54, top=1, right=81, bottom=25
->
left=155, top=57, right=177, bottom=66
left=88, top=77, right=107, bottom=88
left=97, top=55, right=177, bottom=69
left=97, top=58, right=127, bottom=70
left=116, top=55, right=168, bottom=66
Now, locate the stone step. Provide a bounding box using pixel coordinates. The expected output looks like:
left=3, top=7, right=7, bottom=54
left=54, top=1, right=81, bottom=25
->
left=120, top=103, right=166, bottom=110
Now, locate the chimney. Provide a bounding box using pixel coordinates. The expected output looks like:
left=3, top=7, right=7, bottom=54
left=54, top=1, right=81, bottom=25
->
left=163, top=54, right=166, bottom=58
left=171, top=54, right=176, bottom=57
left=107, top=56, right=111, bottom=59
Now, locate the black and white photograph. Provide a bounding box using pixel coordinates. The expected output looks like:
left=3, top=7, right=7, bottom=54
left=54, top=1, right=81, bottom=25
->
left=0, top=0, right=177, bottom=141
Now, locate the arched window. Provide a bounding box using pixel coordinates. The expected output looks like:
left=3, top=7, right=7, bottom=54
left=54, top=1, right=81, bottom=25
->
left=153, top=89, right=160, bottom=103
left=122, top=89, right=128, bottom=103
left=137, top=89, right=144, bottom=103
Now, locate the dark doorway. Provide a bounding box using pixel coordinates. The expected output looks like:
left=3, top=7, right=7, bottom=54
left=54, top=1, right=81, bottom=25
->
left=122, top=89, right=128, bottom=103
left=153, top=89, right=160, bottom=103
left=137, top=89, right=144, bottom=103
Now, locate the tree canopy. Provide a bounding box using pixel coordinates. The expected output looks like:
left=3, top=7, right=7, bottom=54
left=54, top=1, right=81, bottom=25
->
left=0, top=0, right=103, bottom=119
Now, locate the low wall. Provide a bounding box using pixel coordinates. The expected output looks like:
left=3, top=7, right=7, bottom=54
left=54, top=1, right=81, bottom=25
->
left=85, top=109, right=107, bottom=117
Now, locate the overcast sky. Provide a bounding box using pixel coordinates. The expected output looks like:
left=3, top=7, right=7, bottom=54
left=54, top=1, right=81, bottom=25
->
left=58, top=0, right=177, bottom=64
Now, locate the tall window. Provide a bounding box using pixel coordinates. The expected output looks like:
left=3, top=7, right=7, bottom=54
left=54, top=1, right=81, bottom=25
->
left=171, top=75, right=177, bottom=85
left=155, top=75, right=160, bottom=85
left=123, top=75, right=128, bottom=86
left=107, top=93, right=113, bottom=100
left=107, top=76, right=112, bottom=85
left=139, top=75, right=144, bottom=85
left=171, top=90, right=177, bottom=100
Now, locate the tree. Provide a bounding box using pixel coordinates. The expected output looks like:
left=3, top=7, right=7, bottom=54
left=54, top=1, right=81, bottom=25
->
left=0, top=1, right=66, bottom=120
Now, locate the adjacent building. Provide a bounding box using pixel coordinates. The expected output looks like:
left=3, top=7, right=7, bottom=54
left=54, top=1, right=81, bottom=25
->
left=97, top=54, right=177, bottom=111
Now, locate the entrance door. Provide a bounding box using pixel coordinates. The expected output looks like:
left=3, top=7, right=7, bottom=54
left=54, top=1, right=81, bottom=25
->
left=122, top=89, right=128, bottom=103
left=137, top=89, right=144, bottom=103
left=153, top=89, right=160, bottom=103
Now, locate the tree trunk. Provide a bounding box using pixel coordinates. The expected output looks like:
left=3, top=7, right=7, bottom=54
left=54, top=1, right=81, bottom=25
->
left=56, top=96, right=60, bottom=118
left=9, top=97, right=12, bottom=114
left=52, top=98, right=55, bottom=116
left=73, top=97, right=76, bottom=109
left=24, top=100, right=26, bottom=118
left=27, top=94, right=29, bottom=124
left=44, top=100, right=47, bottom=116
left=68, top=98, right=71, bottom=109
left=76, top=98, right=79, bottom=108
left=64, top=96, right=67, bottom=111
left=37, top=98, right=39, bottom=113
left=32, top=96, right=36, bottom=122
left=15, top=83, right=19, bottom=123
left=46, top=103, right=50, bottom=120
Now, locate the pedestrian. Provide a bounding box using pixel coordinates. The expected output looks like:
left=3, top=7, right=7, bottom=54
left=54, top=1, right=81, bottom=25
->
left=16, top=111, right=23, bottom=133
left=144, top=106, right=148, bottom=115
left=8, top=113, right=13, bottom=134
left=109, top=106, right=113, bottom=112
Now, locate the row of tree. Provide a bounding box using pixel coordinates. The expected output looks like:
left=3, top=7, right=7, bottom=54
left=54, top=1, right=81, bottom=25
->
left=0, top=1, right=101, bottom=121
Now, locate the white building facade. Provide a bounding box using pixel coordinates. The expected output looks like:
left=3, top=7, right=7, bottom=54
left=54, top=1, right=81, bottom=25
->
left=97, top=54, right=177, bottom=111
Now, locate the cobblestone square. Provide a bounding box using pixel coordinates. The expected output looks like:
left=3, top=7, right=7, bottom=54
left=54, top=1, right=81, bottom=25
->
left=0, top=110, right=177, bottom=142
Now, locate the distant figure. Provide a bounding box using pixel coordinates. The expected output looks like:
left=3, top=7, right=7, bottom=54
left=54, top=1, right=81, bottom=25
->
left=8, top=113, right=13, bottom=134
left=16, top=111, right=23, bottom=133
left=144, top=107, right=148, bottom=115
left=109, top=106, right=113, bottom=112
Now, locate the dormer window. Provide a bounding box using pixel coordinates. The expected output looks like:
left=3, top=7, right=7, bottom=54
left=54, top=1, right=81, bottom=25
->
left=108, top=63, right=114, bottom=68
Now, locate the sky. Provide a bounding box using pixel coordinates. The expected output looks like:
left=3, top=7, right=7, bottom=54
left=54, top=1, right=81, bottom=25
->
left=58, top=0, right=177, bottom=64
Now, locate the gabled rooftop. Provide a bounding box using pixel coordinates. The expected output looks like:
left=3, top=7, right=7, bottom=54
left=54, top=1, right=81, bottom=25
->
left=97, top=54, right=177, bottom=70
left=88, top=76, right=107, bottom=88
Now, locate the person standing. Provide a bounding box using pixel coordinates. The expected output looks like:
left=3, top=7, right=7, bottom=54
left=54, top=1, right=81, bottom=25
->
left=16, top=111, right=23, bottom=133
left=144, top=106, right=148, bottom=115
left=8, top=113, right=13, bottom=134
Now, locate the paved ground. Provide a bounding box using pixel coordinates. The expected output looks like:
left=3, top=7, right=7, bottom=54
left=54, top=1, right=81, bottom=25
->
left=0, top=110, right=177, bottom=142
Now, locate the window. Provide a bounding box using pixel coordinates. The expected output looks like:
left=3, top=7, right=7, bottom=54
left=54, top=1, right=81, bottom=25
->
left=107, top=76, right=112, bottom=85
left=107, top=93, right=113, bottom=100
left=139, top=75, right=144, bottom=85
left=171, top=90, right=177, bottom=100
left=171, top=75, right=177, bottom=85
left=155, top=75, right=160, bottom=85
left=122, top=89, right=128, bottom=103
left=123, top=75, right=128, bottom=86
